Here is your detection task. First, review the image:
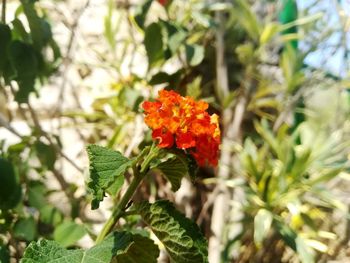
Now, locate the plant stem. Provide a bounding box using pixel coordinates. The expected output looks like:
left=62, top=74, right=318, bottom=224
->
left=95, top=144, right=158, bottom=244
left=95, top=170, right=145, bottom=244
left=1, top=0, right=6, bottom=23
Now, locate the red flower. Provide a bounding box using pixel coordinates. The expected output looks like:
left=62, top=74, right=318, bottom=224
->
left=142, top=89, right=221, bottom=167
left=158, top=0, right=167, bottom=6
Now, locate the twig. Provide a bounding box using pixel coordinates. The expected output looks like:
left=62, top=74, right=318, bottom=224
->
left=27, top=102, right=84, bottom=173
left=196, top=185, right=220, bottom=225
left=0, top=113, right=22, bottom=138
left=55, top=0, right=90, bottom=114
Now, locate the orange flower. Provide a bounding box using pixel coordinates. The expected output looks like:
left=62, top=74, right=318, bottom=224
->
left=158, top=0, right=167, bottom=6
left=142, top=89, right=221, bottom=167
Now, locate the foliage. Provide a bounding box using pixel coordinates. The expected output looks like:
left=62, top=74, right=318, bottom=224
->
left=0, top=0, right=350, bottom=262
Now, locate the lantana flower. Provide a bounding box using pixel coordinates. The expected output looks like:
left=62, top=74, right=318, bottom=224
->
left=142, top=89, right=220, bottom=167
left=158, top=0, right=167, bottom=6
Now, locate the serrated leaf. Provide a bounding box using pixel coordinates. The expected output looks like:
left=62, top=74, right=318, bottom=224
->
left=144, top=22, right=164, bottom=68
left=185, top=44, right=204, bottom=66
left=53, top=221, right=87, bottom=247
left=136, top=200, right=208, bottom=263
left=0, top=157, right=22, bottom=210
left=87, top=145, right=132, bottom=209
left=21, top=231, right=159, bottom=263
left=114, top=234, right=159, bottom=263
left=154, top=155, right=188, bottom=191
left=254, top=209, right=273, bottom=245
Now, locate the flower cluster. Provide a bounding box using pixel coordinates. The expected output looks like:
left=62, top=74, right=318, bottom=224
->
left=158, top=0, right=167, bottom=6
left=142, top=89, right=220, bottom=167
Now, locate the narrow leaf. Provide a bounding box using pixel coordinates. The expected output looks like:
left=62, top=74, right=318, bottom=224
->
left=254, top=209, right=273, bottom=245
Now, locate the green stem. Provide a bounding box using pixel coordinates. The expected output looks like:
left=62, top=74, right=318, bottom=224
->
left=1, top=0, right=6, bottom=23
left=95, top=170, right=144, bottom=244
left=95, top=144, right=158, bottom=244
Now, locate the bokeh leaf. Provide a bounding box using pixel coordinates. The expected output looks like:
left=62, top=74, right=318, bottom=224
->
left=254, top=209, right=273, bottom=245
left=0, top=246, right=10, bottom=263
left=144, top=22, right=164, bottom=67
left=8, top=40, right=38, bottom=102
left=14, top=217, right=37, bottom=242
left=53, top=221, right=87, bottom=247
left=185, top=44, right=204, bottom=66
left=0, top=158, right=22, bottom=210
left=0, top=23, right=11, bottom=71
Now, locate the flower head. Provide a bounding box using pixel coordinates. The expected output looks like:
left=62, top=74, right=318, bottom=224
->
left=142, top=89, right=220, bottom=167
left=158, top=0, right=167, bottom=6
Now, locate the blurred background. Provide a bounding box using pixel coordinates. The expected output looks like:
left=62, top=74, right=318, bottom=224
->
left=0, top=0, right=350, bottom=262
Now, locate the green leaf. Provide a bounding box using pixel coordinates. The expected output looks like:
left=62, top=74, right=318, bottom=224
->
left=274, top=220, right=297, bottom=251
left=8, top=40, right=38, bottom=102
left=54, top=221, right=87, bottom=247
left=39, top=205, right=64, bottom=227
left=154, top=155, right=188, bottom=191
left=136, top=200, right=208, bottom=263
left=296, top=236, right=315, bottom=263
left=162, top=21, right=187, bottom=55
left=34, top=141, right=57, bottom=170
left=0, top=157, right=22, bottom=210
left=149, top=69, right=183, bottom=86
left=254, top=209, right=273, bottom=245
left=21, top=231, right=159, bottom=263
left=12, top=18, right=30, bottom=42
left=260, top=22, right=281, bottom=45
left=134, top=0, right=153, bottom=29
left=27, top=180, right=46, bottom=209
left=0, top=245, right=10, bottom=263
left=114, top=233, right=159, bottom=263
left=21, top=0, right=52, bottom=49
left=0, top=23, right=11, bottom=72
left=149, top=71, right=172, bottom=85
left=185, top=44, right=204, bottom=66
left=186, top=76, right=202, bottom=100
left=87, top=145, right=132, bottom=209
left=14, top=217, right=37, bottom=241
left=144, top=22, right=164, bottom=68
left=231, top=0, right=261, bottom=42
